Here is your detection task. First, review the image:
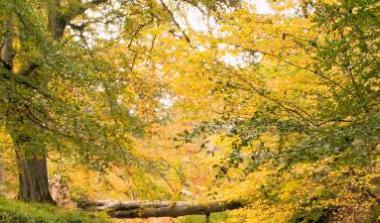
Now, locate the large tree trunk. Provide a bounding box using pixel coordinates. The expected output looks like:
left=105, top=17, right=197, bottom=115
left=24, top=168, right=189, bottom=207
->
left=14, top=148, right=54, bottom=203
left=6, top=109, right=54, bottom=203
left=82, top=200, right=245, bottom=218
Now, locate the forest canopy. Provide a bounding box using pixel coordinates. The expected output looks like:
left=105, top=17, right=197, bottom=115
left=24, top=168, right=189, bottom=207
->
left=0, top=0, right=379, bottom=222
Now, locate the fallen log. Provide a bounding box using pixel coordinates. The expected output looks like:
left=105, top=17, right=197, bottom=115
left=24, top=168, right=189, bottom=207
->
left=81, top=199, right=245, bottom=218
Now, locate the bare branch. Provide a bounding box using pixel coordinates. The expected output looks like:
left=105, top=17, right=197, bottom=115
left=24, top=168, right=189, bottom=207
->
left=159, top=0, right=191, bottom=43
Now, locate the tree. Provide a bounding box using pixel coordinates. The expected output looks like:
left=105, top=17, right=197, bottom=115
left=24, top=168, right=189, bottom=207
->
left=168, top=0, right=380, bottom=220
left=0, top=0, right=146, bottom=203
left=0, top=0, right=240, bottom=204
left=208, top=0, right=380, bottom=178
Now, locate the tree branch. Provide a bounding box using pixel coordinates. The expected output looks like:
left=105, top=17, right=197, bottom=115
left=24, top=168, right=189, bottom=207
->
left=159, top=0, right=191, bottom=43
left=63, top=0, right=108, bottom=22
left=1, top=72, right=55, bottom=100
left=18, top=63, right=39, bottom=76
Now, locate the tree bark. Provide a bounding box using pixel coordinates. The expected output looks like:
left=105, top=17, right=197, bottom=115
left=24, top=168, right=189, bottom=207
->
left=82, top=200, right=245, bottom=218
left=14, top=148, right=54, bottom=203
left=7, top=111, right=54, bottom=203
